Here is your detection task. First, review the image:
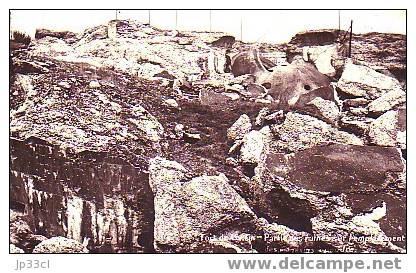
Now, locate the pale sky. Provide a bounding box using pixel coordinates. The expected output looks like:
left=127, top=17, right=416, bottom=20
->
left=10, top=10, right=406, bottom=43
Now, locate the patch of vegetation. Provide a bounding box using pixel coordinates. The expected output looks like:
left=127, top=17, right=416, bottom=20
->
left=12, top=31, right=31, bottom=45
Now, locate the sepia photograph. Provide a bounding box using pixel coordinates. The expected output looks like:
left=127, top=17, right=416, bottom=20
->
left=9, top=9, right=407, bottom=257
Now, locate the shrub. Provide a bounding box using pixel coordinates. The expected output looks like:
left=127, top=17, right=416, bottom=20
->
left=12, top=31, right=31, bottom=45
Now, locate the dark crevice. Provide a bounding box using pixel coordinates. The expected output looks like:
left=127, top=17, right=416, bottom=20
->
left=262, top=82, right=272, bottom=89
left=270, top=189, right=316, bottom=233
left=242, top=163, right=256, bottom=178
left=10, top=201, right=26, bottom=213
left=401, top=149, right=407, bottom=160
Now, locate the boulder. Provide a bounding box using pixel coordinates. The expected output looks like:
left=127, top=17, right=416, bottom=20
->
left=246, top=83, right=268, bottom=98
left=271, top=112, right=363, bottom=152
left=368, top=109, right=406, bottom=149
left=337, top=60, right=403, bottom=99
left=231, top=49, right=267, bottom=77
left=339, top=115, right=373, bottom=136
left=288, top=85, right=341, bottom=124
left=225, top=83, right=245, bottom=94
left=223, top=92, right=240, bottom=101
left=10, top=210, right=48, bottom=253
left=225, top=157, right=239, bottom=167
left=255, top=97, right=274, bottom=104
left=343, top=98, right=369, bottom=108
left=263, top=110, right=285, bottom=125
left=255, top=108, right=270, bottom=126
left=88, top=80, right=101, bottom=89
left=154, top=70, right=176, bottom=81
left=174, top=123, right=185, bottom=138
left=183, top=132, right=201, bottom=142
left=302, top=96, right=340, bottom=125
left=257, top=62, right=331, bottom=108
left=129, top=107, right=164, bottom=143
left=285, top=144, right=404, bottom=193
left=303, top=45, right=339, bottom=77
left=32, top=237, right=89, bottom=253
left=164, top=98, right=179, bottom=109
left=148, top=157, right=256, bottom=252
left=240, top=130, right=266, bottom=166
left=10, top=244, right=24, bottom=253
left=227, top=114, right=252, bottom=141
left=348, top=107, right=369, bottom=117
left=257, top=144, right=406, bottom=252
left=368, top=89, right=406, bottom=114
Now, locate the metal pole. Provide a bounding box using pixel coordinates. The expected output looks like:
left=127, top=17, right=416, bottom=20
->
left=338, top=10, right=341, bottom=32
left=337, top=10, right=341, bottom=42
left=175, top=10, right=178, bottom=30
left=115, top=10, right=118, bottom=20
left=240, top=16, right=243, bottom=41
left=348, top=20, right=353, bottom=58
left=148, top=10, right=151, bottom=26
left=209, top=10, right=212, bottom=32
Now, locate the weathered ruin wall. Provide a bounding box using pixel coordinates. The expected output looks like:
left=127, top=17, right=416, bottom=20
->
left=10, top=137, right=154, bottom=253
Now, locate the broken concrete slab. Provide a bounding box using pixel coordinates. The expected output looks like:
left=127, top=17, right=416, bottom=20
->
left=257, top=144, right=406, bottom=252
left=231, top=48, right=267, bottom=77
left=302, top=45, right=340, bottom=77
left=337, top=60, right=403, bottom=99
left=227, top=114, right=252, bottom=141
left=258, top=62, right=331, bottom=109
left=270, top=112, right=363, bottom=152
left=368, top=109, right=406, bottom=149
left=285, top=144, right=404, bottom=193
left=368, top=89, right=406, bottom=115
left=339, top=115, right=373, bottom=136
left=148, top=157, right=257, bottom=252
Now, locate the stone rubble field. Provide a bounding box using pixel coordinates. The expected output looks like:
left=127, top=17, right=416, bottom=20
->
left=10, top=20, right=406, bottom=253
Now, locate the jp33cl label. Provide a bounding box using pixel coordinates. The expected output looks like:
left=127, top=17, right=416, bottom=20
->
left=14, top=260, right=50, bottom=271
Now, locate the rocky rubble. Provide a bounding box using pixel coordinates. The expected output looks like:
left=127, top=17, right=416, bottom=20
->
left=149, top=157, right=257, bottom=253
left=32, top=237, right=89, bottom=253
left=255, top=144, right=406, bottom=253
left=337, top=60, right=404, bottom=99
left=368, top=109, right=406, bottom=149
left=10, top=210, right=47, bottom=252
left=10, top=20, right=406, bottom=253
left=270, top=112, right=363, bottom=152
left=351, top=32, right=406, bottom=87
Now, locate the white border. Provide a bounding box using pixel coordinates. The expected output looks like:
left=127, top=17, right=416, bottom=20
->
left=2, top=1, right=413, bottom=272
